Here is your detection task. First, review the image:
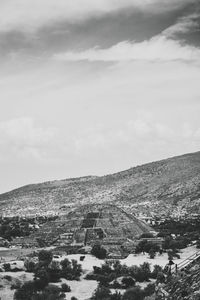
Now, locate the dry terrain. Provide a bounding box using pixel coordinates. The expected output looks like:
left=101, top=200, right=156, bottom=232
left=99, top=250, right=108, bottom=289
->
left=1, top=151, right=200, bottom=217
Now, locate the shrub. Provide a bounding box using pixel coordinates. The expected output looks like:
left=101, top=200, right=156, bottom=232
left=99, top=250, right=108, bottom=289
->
left=110, top=291, right=122, bottom=300
left=34, top=267, right=50, bottom=290
left=86, top=260, right=152, bottom=284
left=60, top=258, right=82, bottom=280
left=122, top=286, right=144, bottom=300
left=48, top=261, right=61, bottom=283
left=167, top=251, right=174, bottom=261
left=42, top=284, right=63, bottom=299
left=14, top=281, right=36, bottom=300
left=143, top=283, right=155, bottom=297
left=156, top=271, right=165, bottom=283
left=61, top=283, right=71, bottom=292
left=151, top=265, right=163, bottom=279
left=24, top=259, right=36, bottom=272
left=121, top=277, right=135, bottom=289
left=92, top=286, right=111, bottom=300
left=10, top=279, right=22, bottom=290
left=91, top=244, right=107, bottom=259
left=14, top=281, right=65, bottom=300
left=3, top=275, right=12, bottom=281
left=3, top=263, right=11, bottom=271
left=112, top=279, right=121, bottom=289
left=135, top=241, right=160, bottom=255
left=149, top=248, right=156, bottom=259
left=38, top=250, right=53, bottom=265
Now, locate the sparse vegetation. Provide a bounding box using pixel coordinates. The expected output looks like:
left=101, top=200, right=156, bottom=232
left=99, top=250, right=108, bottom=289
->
left=86, top=260, right=160, bottom=286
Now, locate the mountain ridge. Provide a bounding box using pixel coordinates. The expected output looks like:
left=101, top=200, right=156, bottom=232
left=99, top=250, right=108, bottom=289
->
left=1, top=150, right=196, bottom=196
left=1, top=150, right=200, bottom=217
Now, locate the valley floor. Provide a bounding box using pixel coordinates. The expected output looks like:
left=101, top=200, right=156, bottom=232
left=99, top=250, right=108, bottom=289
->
left=0, top=245, right=198, bottom=300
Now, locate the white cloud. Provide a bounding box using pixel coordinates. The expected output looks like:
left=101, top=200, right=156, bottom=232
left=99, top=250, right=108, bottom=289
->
left=0, top=0, right=196, bottom=32
left=54, top=35, right=200, bottom=62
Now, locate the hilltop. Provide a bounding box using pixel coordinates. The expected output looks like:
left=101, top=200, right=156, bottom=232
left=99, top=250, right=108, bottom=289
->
left=1, top=151, right=200, bottom=217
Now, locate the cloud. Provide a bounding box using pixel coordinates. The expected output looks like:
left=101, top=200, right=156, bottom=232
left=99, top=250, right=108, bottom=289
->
left=162, top=12, right=200, bottom=37
left=0, top=0, right=197, bottom=32
left=54, top=35, right=200, bottom=62
left=71, top=117, right=200, bottom=167
left=0, top=117, right=57, bottom=161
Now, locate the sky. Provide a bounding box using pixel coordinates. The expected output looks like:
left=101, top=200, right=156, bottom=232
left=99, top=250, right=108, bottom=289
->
left=0, top=0, right=200, bottom=193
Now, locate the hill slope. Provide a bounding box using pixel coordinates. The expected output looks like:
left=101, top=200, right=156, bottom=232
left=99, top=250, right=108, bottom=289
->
left=1, top=151, right=200, bottom=217
left=166, top=257, right=200, bottom=299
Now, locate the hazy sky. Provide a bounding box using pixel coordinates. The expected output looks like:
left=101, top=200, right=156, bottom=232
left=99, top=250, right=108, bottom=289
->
left=0, top=0, right=200, bottom=192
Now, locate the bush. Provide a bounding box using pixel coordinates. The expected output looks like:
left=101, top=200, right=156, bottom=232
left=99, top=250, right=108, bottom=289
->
left=10, top=279, right=22, bottom=290
left=24, top=259, right=36, bottom=272
left=91, top=244, right=107, bottom=259
left=48, top=261, right=61, bottom=283
left=121, top=277, right=135, bottom=289
left=110, top=291, right=122, bottom=300
left=149, top=248, right=156, bottom=259
left=38, top=250, right=53, bottom=265
left=111, top=279, right=121, bottom=289
left=143, top=283, right=155, bottom=297
left=151, top=265, right=163, bottom=279
left=3, top=263, right=11, bottom=271
left=156, top=271, right=165, bottom=283
left=86, top=261, right=152, bottom=284
left=92, top=286, right=111, bottom=300
left=14, top=281, right=36, bottom=300
left=3, top=275, right=12, bottom=281
left=61, top=283, right=71, bottom=292
left=60, top=258, right=82, bottom=280
left=42, top=284, right=64, bottom=299
left=122, top=286, right=144, bottom=300
left=135, top=241, right=160, bottom=255
left=167, top=251, right=174, bottom=261
left=14, top=281, right=65, bottom=300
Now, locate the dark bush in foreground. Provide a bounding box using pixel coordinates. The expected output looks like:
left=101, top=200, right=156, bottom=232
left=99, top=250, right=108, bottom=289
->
left=91, top=286, right=111, bottom=300
left=14, top=283, right=66, bottom=300
left=91, top=244, right=107, bottom=259
left=143, top=283, right=155, bottom=297
left=122, top=286, right=144, bottom=300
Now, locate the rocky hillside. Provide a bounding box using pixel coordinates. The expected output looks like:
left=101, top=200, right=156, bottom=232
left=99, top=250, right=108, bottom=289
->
left=166, top=258, right=200, bottom=300
left=1, top=151, right=200, bottom=216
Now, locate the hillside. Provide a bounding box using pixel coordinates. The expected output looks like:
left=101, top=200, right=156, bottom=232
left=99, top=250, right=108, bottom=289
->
left=1, top=151, right=200, bottom=217
left=166, top=257, right=200, bottom=299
